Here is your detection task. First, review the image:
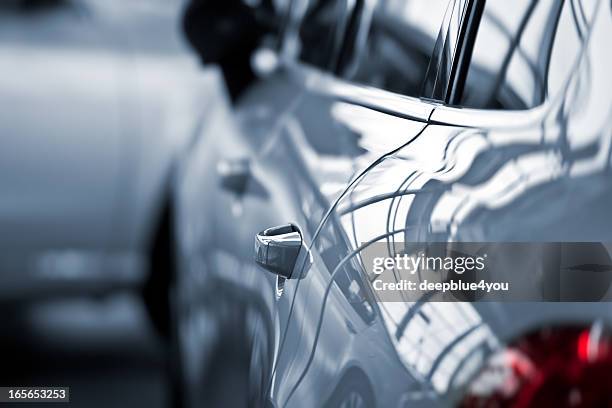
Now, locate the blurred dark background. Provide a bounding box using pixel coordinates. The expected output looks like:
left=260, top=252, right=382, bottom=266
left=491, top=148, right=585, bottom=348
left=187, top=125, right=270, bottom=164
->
left=0, top=1, right=193, bottom=406
left=0, top=295, right=168, bottom=407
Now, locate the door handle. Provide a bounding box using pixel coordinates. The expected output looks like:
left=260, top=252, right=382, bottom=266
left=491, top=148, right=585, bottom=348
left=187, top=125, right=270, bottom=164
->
left=217, top=158, right=250, bottom=194
left=254, top=224, right=312, bottom=279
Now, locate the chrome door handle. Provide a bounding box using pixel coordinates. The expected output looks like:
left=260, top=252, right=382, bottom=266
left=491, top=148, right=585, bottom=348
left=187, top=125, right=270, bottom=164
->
left=217, top=158, right=250, bottom=194
left=254, top=224, right=312, bottom=279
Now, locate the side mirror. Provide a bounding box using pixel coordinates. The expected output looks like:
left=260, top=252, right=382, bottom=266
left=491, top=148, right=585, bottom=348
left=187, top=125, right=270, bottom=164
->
left=183, top=0, right=282, bottom=67
left=254, top=224, right=311, bottom=279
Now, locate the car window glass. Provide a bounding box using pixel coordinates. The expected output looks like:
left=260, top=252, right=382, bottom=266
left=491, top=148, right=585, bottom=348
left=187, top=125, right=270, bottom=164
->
left=0, top=0, right=69, bottom=12
left=293, top=0, right=352, bottom=70
left=0, top=0, right=111, bottom=50
left=339, top=0, right=450, bottom=98
left=458, top=0, right=587, bottom=110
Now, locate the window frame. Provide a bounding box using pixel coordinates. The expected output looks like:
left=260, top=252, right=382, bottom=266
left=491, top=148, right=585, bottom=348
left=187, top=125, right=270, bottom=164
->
left=278, top=0, right=453, bottom=123
left=278, top=0, right=589, bottom=129
left=432, top=0, right=596, bottom=127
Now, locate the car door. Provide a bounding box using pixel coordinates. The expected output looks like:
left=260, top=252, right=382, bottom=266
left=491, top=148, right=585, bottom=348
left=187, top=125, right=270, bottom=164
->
left=237, top=0, right=456, bottom=406
left=0, top=0, right=122, bottom=294
left=178, top=0, right=390, bottom=403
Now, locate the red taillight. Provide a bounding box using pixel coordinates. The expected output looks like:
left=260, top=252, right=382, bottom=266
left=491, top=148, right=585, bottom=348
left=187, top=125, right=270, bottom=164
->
left=460, top=325, right=612, bottom=408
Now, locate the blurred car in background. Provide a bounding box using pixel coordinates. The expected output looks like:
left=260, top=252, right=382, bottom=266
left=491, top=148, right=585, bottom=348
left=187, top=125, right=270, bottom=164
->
left=0, top=0, right=218, bottom=338
left=174, top=0, right=612, bottom=407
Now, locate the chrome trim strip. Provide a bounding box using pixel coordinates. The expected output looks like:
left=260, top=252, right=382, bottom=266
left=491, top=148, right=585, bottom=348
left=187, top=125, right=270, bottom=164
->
left=284, top=61, right=436, bottom=122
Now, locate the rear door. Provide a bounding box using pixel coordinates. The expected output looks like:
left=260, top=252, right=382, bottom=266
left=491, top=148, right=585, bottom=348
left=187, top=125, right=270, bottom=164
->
left=259, top=0, right=457, bottom=406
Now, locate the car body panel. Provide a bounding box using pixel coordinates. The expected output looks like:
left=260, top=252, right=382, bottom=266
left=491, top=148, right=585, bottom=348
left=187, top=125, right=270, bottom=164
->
left=175, top=0, right=612, bottom=406
left=174, top=66, right=433, bottom=406
left=282, top=1, right=612, bottom=405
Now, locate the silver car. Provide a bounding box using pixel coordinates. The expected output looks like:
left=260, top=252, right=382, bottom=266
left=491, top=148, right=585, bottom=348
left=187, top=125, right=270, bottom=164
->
left=0, top=0, right=213, bottom=337
left=173, top=0, right=612, bottom=406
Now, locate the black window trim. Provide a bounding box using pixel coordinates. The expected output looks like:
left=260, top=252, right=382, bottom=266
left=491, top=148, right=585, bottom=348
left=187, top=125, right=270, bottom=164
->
left=445, top=0, right=486, bottom=105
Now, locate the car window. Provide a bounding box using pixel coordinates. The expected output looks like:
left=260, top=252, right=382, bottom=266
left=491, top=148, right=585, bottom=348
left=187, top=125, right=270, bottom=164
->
left=0, top=0, right=69, bottom=12
left=458, top=0, right=588, bottom=110
left=290, top=0, right=353, bottom=71
left=0, top=1, right=110, bottom=51
left=338, top=0, right=450, bottom=98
